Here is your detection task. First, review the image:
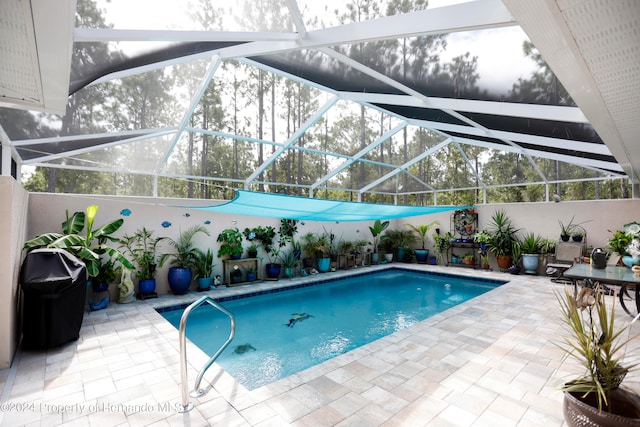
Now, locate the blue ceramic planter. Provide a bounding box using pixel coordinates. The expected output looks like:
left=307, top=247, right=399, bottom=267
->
left=266, top=263, right=282, bottom=279
left=415, top=249, right=429, bottom=263
left=139, top=278, right=156, bottom=294
left=317, top=257, right=330, bottom=272
left=168, top=267, right=192, bottom=294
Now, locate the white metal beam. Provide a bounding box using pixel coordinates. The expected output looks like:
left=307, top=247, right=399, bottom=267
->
left=341, top=92, right=589, bottom=123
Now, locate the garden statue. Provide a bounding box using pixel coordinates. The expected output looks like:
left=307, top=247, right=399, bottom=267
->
left=118, top=268, right=135, bottom=303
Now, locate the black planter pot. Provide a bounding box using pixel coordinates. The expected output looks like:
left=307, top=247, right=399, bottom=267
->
left=564, top=388, right=640, bottom=426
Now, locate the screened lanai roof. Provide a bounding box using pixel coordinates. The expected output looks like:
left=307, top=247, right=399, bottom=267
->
left=0, top=0, right=638, bottom=203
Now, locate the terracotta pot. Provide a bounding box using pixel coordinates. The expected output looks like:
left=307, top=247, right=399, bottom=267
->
left=496, top=255, right=511, bottom=270
left=563, top=388, right=640, bottom=426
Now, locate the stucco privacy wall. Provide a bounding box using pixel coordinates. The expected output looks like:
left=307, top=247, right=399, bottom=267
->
left=25, top=193, right=640, bottom=277
left=0, top=177, right=28, bottom=369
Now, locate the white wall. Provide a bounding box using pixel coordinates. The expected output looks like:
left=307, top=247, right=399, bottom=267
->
left=402, top=199, right=640, bottom=267
left=0, top=177, right=28, bottom=369
left=25, top=194, right=640, bottom=285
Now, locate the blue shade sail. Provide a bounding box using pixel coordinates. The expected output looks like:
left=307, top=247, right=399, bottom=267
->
left=188, top=190, right=463, bottom=222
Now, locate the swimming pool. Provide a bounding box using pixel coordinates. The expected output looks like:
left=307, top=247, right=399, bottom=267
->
left=159, top=268, right=506, bottom=390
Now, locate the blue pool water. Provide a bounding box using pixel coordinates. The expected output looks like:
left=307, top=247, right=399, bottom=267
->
left=159, top=268, right=505, bottom=390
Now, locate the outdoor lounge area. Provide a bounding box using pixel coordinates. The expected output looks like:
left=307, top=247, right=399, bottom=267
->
left=1, top=0, right=640, bottom=425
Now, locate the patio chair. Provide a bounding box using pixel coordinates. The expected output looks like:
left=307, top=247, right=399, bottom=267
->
left=546, top=242, right=584, bottom=284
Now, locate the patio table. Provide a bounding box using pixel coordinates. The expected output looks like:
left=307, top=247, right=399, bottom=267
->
left=563, top=264, right=640, bottom=318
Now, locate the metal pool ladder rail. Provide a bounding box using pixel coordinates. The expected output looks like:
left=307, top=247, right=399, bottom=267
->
left=178, top=295, right=235, bottom=413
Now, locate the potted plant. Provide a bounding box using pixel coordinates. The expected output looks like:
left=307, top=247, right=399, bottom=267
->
left=217, top=227, right=244, bottom=259
left=559, top=218, right=575, bottom=242
left=608, top=229, right=634, bottom=266
left=384, top=229, right=416, bottom=263
left=246, top=243, right=259, bottom=258
left=433, top=231, right=451, bottom=265
left=280, top=249, right=298, bottom=278
left=265, top=246, right=282, bottom=279
left=246, top=265, right=257, bottom=282
left=520, top=232, right=542, bottom=274
left=119, top=227, right=165, bottom=295
left=463, top=253, right=475, bottom=265
left=314, top=232, right=331, bottom=272
left=23, top=204, right=134, bottom=280
left=487, top=210, right=520, bottom=271
left=572, top=227, right=586, bottom=243
left=369, top=219, right=390, bottom=264
left=243, top=226, right=276, bottom=257
left=473, top=230, right=491, bottom=269
left=507, top=242, right=522, bottom=274
left=92, top=258, right=118, bottom=293
left=302, top=232, right=317, bottom=269
left=192, top=248, right=215, bottom=291
left=406, top=220, right=439, bottom=263
left=159, top=225, right=210, bottom=294
left=557, top=284, right=640, bottom=424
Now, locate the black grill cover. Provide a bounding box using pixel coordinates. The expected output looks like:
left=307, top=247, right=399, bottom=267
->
left=20, top=248, right=87, bottom=349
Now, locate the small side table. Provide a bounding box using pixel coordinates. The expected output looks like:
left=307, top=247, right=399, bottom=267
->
left=222, top=257, right=262, bottom=286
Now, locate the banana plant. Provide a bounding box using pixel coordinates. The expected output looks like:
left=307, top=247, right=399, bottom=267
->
left=23, top=205, right=133, bottom=278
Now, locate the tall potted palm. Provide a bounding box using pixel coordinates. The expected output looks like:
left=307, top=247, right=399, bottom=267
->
left=159, top=225, right=210, bottom=294
left=406, top=220, right=439, bottom=263
left=487, top=210, right=520, bottom=270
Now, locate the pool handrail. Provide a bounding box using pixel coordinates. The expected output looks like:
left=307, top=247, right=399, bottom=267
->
left=178, top=295, right=236, bottom=413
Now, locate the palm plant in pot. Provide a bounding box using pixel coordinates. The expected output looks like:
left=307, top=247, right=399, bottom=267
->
left=159, top=225, right=210, bottom=294
left=487, top=210, right=520, bottom=271
left=406, top=220, right=439, bottom=263
left=557, top=284, right=640, bottom=425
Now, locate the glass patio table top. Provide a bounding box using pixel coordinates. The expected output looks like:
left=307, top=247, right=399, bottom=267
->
left=563, top=264, right=640, bottom=318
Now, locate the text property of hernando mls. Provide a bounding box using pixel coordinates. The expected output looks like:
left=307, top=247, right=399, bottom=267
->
left=0, top=400, right=182, bottom=414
